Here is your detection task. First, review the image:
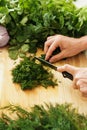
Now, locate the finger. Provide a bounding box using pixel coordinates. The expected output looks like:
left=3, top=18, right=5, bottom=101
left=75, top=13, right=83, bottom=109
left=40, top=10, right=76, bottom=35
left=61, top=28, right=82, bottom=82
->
left=76, top=78, right=87, bottom=84
left=75, top=71, right=87, bottom=79
left=73, top=80, right=79, bottom=89
left=74, top=79, right=82, bottom=89
left=47, top=35, right=55, bottom=40
left=47, top=35, right=58, bottom=40
left=57, top=64, right=77, bottom=75
left=49, top=51, right=65, bottom=63
left=80, top=85, right=87, bottom=94
left=76, top=79, right=87, bottom=93
left=44, top=38, right=54, bottom=54
left=45, top=40, right=59, bottom=60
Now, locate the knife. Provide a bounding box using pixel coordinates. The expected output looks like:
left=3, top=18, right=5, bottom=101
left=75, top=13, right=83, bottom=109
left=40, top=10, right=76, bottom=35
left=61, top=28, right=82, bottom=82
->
left=35, top=56, right=73, bottom=80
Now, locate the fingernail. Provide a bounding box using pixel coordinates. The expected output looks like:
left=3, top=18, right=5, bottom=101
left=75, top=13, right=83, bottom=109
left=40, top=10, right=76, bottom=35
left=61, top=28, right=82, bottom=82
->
left=57, top=67, right=61, bottom=71
left=49, top=59, right=53, bottom=63
left=45, top=56, right=47, bottom=60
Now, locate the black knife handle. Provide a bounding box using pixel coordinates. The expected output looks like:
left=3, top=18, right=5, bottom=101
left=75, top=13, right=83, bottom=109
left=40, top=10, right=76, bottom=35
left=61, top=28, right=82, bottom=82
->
left=62, top=71, right=73, bottom=80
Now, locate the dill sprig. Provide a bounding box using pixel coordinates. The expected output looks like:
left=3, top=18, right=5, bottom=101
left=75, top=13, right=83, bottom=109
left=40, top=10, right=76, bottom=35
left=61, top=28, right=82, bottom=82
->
left=0, top=104, right=87, bottom=130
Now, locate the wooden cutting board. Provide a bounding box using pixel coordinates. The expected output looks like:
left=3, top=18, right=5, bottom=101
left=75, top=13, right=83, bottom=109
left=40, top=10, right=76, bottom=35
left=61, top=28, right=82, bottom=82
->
left=0, top=47, right=87, bottom=114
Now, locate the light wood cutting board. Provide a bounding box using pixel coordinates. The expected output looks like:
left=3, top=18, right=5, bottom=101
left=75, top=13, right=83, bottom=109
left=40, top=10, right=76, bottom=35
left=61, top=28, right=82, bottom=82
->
left=0, top=47, right=87, bottom=114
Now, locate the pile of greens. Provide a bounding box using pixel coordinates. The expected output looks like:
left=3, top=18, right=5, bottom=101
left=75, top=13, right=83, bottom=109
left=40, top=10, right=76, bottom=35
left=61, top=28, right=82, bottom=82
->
left=0, top=103, right=87, bottom=130
left=12, top=57, right=57, bottom=90
left=1, top=0, right=87, bottom=59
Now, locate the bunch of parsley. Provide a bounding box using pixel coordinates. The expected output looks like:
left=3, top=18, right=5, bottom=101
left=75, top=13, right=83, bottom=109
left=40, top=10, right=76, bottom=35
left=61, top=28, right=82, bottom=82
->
left=12, top=57, right=57, bottom=90
left=1, top=0, right=87, bottom=59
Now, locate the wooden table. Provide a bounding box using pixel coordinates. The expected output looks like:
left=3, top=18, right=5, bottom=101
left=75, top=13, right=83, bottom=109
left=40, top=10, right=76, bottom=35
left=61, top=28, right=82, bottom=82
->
left=0, top=47, right=87, bottom=114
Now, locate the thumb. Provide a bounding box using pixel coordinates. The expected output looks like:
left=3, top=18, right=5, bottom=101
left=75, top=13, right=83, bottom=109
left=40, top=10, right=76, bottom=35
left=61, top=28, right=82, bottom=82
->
left=57, top=64, right=78, bottom=75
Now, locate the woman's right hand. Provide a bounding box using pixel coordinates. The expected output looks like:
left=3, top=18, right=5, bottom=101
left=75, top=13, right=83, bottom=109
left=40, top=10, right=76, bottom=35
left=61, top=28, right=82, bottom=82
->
left=57, top=64, right=87, bottom=96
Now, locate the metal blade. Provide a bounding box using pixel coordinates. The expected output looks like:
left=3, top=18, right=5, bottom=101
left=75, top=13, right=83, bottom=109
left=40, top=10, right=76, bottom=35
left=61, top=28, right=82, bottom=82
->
left=35, top=56, right=57, bottom=70
left=35, top=56, right=73, bottom=80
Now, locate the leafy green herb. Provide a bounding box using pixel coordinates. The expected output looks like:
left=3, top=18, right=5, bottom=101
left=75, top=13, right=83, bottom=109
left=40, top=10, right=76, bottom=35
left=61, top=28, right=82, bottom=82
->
left=20, top=44, right=30, bottom=53
left=9, top=44, right=30, bottom=59
left=9, top=50, right=19, bottom=60
left=12, top=57, right=57, bottom=90
left=0, top=103, right=87, bottom=130
left=40, top=54, right=46, bottom=59
left=1, top=0, right=87, bottom=59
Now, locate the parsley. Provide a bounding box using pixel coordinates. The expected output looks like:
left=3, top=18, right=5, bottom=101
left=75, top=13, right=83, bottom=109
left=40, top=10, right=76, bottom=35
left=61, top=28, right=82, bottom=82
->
left=12, top=57, right=57, bottom=90
left=1, top=0, right=87, bottom=59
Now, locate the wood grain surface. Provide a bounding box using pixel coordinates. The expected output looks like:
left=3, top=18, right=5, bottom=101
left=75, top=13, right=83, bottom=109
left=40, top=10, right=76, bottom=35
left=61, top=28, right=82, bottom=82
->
left=0, top=47, right=87, bottom=114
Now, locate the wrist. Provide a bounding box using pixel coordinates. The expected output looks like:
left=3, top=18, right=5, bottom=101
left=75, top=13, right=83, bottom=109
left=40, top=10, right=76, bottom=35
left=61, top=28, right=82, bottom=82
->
left=77, top=36, right=87, bottom=51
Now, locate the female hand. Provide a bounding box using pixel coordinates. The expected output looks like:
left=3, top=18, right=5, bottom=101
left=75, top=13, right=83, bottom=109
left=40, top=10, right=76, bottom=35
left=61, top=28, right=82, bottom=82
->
left=57, top=64, right=87, bottom=96
left=44, top=35, right=84, bottom=63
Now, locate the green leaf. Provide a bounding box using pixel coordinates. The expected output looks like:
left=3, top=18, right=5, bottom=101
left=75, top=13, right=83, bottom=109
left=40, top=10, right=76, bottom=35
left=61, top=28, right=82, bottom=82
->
left=19, top=53, right=26, bottom=58
left=20, top=16, right=28, bottom=25
left=20, top=44, right=29, bottom=53
left=9, top=50, right=19, bottom=60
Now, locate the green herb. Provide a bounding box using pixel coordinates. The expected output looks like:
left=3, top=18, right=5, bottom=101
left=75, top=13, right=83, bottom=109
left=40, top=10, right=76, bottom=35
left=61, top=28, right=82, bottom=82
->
left=0, top=103, right=87, bottom=130
left=1, top=0, right=87, bottom=59
left=20, top=44, right=30, bottom=53
left=9, top=44, right=30, bottom=59
left=40, top=54, right=46, bottom=59
left=12, top=57, right=57, bottom=90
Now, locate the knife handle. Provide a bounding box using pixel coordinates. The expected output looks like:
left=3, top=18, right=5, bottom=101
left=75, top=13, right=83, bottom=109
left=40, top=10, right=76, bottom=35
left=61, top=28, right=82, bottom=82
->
left=62, top=71, right=73, bottom=80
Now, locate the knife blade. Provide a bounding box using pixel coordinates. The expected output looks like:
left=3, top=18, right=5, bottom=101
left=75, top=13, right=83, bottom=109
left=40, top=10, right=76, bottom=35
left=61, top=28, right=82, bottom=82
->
left=35, top=56, right=73, bottom=80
